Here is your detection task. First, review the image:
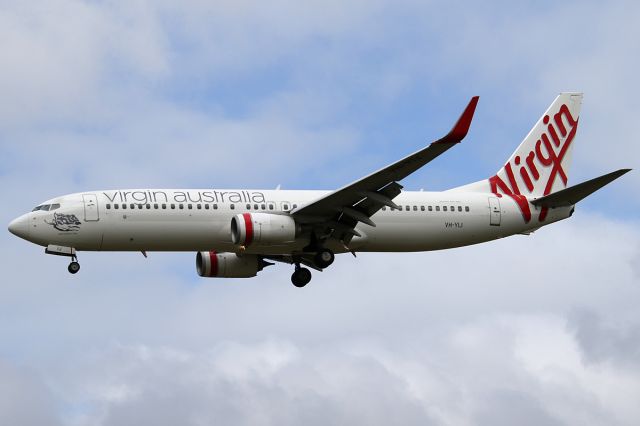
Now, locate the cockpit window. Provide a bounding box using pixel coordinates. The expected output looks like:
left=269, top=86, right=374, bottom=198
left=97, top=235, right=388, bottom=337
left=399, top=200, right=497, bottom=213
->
left=33, top=203, right=61, bottom=212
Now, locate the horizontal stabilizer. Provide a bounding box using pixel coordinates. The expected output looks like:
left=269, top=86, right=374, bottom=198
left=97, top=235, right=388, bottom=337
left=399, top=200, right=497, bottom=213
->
left=531, top=169, right=631, bottom=208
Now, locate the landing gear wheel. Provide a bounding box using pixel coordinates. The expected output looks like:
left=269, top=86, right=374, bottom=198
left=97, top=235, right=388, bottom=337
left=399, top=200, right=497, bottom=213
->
left=68, top=261, right=80, bottom=274
left=291, top=267, right=312, bottom=287
left=314, top=249, right=335, bottom=269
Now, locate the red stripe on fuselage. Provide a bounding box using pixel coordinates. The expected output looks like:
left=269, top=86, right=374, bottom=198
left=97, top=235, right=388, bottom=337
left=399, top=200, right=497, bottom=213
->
left=242, top=213, right=253, bottom=246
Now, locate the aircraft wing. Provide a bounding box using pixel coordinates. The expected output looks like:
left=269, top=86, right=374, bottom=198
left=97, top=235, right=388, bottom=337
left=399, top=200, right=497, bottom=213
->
left=291, top=96, right=479, bottom=243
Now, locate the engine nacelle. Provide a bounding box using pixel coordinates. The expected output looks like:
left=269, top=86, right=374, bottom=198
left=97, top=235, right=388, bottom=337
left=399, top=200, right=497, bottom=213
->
left=196, top=251, right=264, bottom=278
left=230, top=213, right=297, bottom=247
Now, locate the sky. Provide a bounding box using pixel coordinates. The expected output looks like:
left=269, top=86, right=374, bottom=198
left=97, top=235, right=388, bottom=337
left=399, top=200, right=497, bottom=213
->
left=1, top=0, right=639, bottom=425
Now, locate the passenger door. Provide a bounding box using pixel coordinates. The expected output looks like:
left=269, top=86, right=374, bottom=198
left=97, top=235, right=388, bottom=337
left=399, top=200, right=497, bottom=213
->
left=83, top=194, right=99, bottom=221
left=488, top=196, right=501, bottom=226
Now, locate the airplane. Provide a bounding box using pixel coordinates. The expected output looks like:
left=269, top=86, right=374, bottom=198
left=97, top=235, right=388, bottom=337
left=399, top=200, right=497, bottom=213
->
left=8, top=93, right=631, bottom=287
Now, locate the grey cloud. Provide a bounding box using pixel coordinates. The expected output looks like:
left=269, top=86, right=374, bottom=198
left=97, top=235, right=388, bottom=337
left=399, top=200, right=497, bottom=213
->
left=65, top=342, right=436, bottom=426
left=0, top=360, right=61, bottom=426
left=40, top=313, right=639, bottom=426
left=569, top=310, right=640, bottom=368
left=473, top=389, right=564, bottom=426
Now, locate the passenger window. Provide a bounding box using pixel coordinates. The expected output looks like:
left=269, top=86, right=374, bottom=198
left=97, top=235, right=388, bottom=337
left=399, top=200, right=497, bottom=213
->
left=230, top=204, right=235, bottom=210
left=420, top=206, right=425, bottom=211
left=436, top=206, right=440, bottom=212
left=121, top=204, right=127, bottom=210
left=451, top=206, right=454, bottom=212
left=293, top=204, right=298, bottom=209
left=413, top=206, right=417, bottom=211
left=382, top=206, right=387, bottom=211
left=114, top=204, right=119, bottom=209
left=465, top=206, right=470, bottom=212
left=171, top=204, right=175, bottom=209
left=398, top=206, right=403, bottom=211
left=283, top=204, right=290, bottom=211
left=106, top=204, right=111, bottom=209
left=268, top=203, right=274, bottom=210
left=162, top=204, right=167, bottom=209
left=254, top=204, right=259, bottom=210
left=428, top=206, right=433, bottom=211
left=130, top=204, right=135, bottom=209
left=443, top=206, right=447, bottom=212
left=179, top=204, right=184, bottom=209
left=188, top=204, right=192, bottom=209
left=214, top=204, right=218, bottom=210
left=138, top=204, right=143, bottom=209
left=154, top=204, right=159, bottom=209
left=405, top=205, right=410, bottom=211
left=146, top=204, right=151, bottom=209
left=204, top=204, right=209, bottom=210
left=261, top=204, right=266, bottom=210
left=246, top=204, right=251, bottom=209
left=458, top=206, right=462, bottom=212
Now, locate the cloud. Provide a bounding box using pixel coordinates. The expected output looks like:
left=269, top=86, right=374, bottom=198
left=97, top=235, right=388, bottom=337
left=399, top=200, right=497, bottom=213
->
left=0, top=360, right=61, bottom=426
left=31, top=313, right=640, bottom=425
left=1, top=211, right=638, bottom=425
left=569, top=309, right=640, bottom=367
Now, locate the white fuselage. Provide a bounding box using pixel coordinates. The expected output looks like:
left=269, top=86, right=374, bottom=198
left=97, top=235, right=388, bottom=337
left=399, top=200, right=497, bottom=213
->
left=12, top=189, right=572, bottom=255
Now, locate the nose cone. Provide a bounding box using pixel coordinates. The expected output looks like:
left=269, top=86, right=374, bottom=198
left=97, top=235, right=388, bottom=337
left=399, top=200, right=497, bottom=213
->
left=8, top=216, right=29, bottom=239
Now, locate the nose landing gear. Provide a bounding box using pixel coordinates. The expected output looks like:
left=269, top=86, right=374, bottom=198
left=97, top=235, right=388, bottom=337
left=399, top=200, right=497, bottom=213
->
left=68, top=259, right=80, bottom=274
left=44, top=245, right=80, bottom=274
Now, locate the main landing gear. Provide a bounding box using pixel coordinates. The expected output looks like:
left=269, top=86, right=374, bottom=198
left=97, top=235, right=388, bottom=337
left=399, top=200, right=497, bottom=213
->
left=314, top=249, right=335, bottom=269
left=290, top=248, right=335, bottom=288
left=291, top=265, right=312, bottom=287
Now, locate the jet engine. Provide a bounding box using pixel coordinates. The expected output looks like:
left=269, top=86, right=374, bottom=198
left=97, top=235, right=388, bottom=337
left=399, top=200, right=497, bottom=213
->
left=230, top=213, right=298, bottom=247
left=196, top=251, right=269, bottom=278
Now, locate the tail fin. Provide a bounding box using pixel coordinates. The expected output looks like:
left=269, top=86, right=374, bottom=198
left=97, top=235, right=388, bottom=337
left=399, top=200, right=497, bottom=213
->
left=496, top=92, right=583, bottom=196
left=449, top=93, right=583, bottom=222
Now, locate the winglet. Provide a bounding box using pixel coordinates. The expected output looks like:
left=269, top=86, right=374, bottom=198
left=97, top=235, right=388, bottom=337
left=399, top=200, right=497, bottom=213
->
left=437, top=96, right=479, bottom=144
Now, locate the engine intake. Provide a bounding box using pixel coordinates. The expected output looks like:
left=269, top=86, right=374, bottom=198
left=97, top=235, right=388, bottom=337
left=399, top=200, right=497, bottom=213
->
left=230, top=213, right=297, bottom=247
left=196, top=251, right=267, bottom=278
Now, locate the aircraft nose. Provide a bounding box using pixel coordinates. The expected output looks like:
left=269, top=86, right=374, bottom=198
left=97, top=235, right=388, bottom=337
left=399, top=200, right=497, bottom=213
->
left=8, top=216, right=28, bottom=239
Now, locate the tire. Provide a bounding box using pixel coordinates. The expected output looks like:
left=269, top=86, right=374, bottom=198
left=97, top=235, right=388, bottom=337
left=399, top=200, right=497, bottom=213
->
left=68, top=262, right=80, bottom=274
left=291, top=267, right=312, bottom=287
left=314, top=249, right=335, bottom=269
